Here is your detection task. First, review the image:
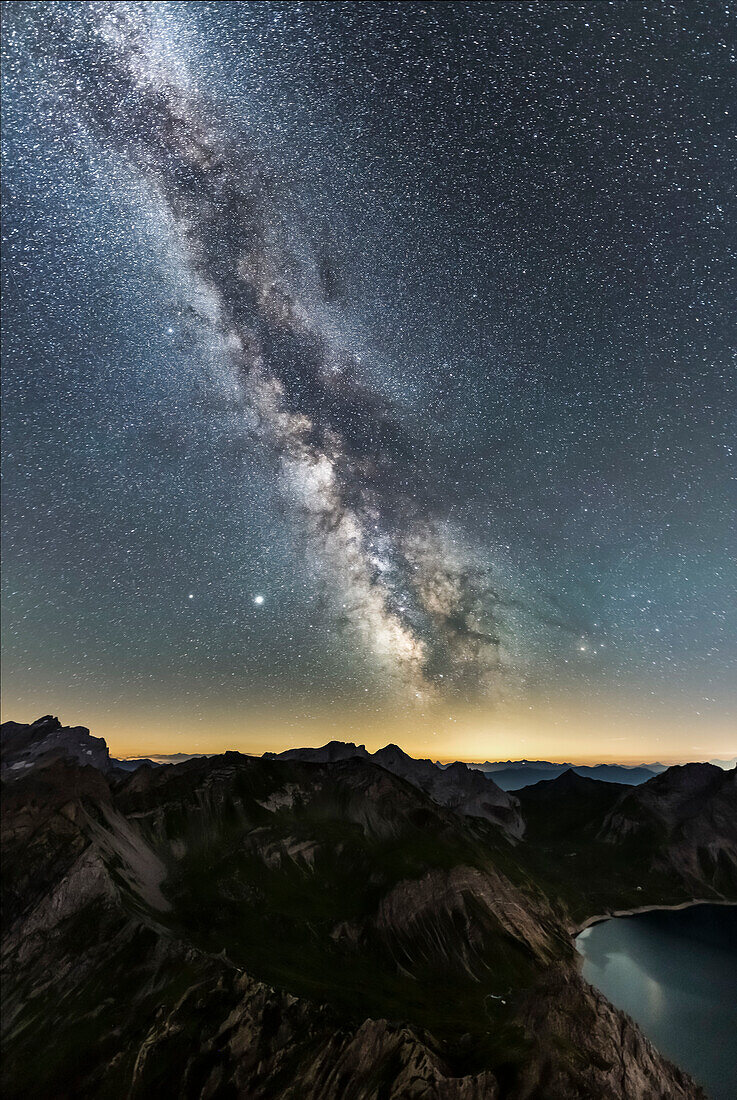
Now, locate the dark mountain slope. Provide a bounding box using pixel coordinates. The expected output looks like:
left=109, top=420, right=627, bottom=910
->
left=514, top=765, right=737, bottom=921
left=110, top=753, right=555, bottom=1017
left=517, top=769, right=628, bottom=839
left=598, top=763, right=737, bottom=894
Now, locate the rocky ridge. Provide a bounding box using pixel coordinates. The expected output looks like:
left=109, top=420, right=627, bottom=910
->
left=266, top=740, right=524, bottom=838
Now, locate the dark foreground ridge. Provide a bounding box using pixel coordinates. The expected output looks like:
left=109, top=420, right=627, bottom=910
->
left=2, top=719, right=736, bottom=1099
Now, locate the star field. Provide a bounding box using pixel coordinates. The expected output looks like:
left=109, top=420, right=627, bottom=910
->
left=1, top=2, right=735, bottom=757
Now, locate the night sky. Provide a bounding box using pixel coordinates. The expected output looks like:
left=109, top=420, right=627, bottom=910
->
left=2, top=1, right=735, bottom=762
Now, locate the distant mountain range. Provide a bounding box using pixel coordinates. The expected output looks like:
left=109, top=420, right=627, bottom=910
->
left=113, top=752, right=211, bottom=769
left=433, top=756, right=737, bottom=789
left=2, top=716, right=735, bottom=1099
left=480, top=762, right=659, bottom=790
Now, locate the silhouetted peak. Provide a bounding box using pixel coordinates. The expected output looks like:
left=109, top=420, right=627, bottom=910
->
left=31, top=715, right=62, bottom=730
left=444, top=761, right=472, bottom=776
left=375, top=743, right=411, bottom=760
left=525, top=768, right=602, bottom=796
left=647, top=761, right=723, bottom=792
left=555, top=768, right=588, bottom=786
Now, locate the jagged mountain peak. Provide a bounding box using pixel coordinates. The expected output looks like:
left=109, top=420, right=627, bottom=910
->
left=31, top=714, right=62, bottom=730
left=0, top=716, right=111, bottom=776
left=521, top=767, right=621, bottom=798
left=373, top=743, right=414, bottom=762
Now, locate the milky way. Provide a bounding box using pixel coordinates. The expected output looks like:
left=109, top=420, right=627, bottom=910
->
left=44, top=2, right=516, bottom=702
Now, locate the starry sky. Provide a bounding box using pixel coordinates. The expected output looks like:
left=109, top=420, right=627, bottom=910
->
left=2, top=1, right=735, bottom=762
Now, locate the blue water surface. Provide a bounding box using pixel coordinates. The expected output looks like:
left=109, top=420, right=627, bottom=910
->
left=577, top=905, right=737, bottom=1100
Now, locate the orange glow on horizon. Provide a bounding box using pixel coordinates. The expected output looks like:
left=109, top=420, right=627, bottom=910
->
left=2, top=689, right=734, bottom=767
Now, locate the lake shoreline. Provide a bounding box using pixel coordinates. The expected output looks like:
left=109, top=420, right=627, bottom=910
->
left=573, top=897, right=737, bottom=936
left=574, top=901, right=737, bottom=1100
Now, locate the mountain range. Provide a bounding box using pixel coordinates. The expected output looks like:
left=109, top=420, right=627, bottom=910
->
left=458, top=762, right=657, bottom=791
left=439, top=758, right=737, bottom=789
left=453, top=758, right=668, bottom=774
left=265, top=745, right=737, bottom=792
left=2, top=716, right=736, bottom=1099
left=264, top=741, right=525, bottom=836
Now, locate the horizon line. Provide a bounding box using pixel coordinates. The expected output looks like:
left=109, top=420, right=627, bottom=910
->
left=112, top=745, right=734, bottom=768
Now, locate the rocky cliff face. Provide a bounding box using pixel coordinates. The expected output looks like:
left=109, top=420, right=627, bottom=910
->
left=1, top=719, right=719, bottom=1099
left=514, top=967, right=701, bottom=1100
left=126, top=967, right=503, bottom=1100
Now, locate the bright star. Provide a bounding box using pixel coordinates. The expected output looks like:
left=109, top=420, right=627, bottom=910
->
left=253, top=595, right=265, bottom=605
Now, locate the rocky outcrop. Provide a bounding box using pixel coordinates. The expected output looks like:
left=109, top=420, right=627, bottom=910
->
left=368, top=866, right=562, bottom=981
left=1, top=715, right=111, bottom=775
